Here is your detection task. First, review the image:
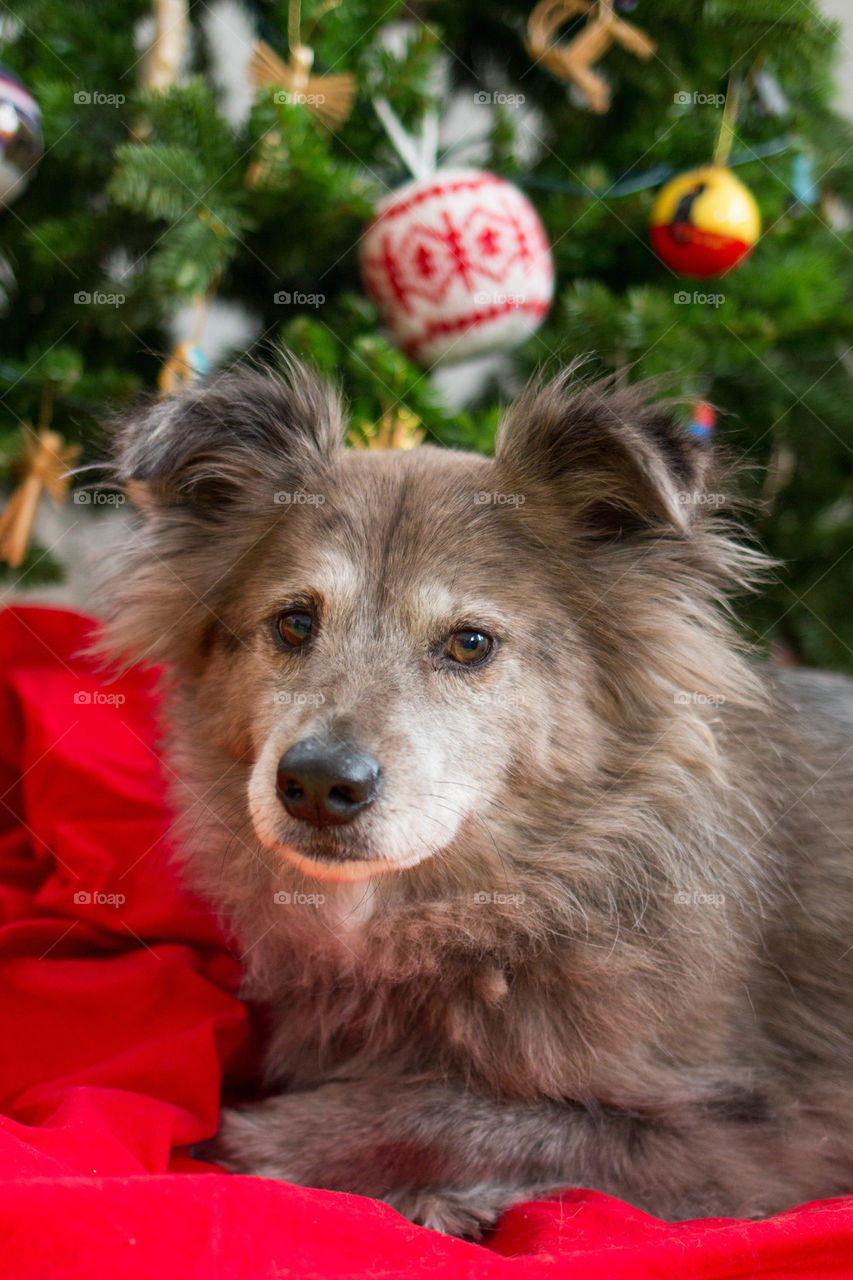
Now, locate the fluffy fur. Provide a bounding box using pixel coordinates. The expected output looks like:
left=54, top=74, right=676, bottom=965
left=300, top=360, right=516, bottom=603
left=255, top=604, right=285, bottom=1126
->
left=97, top=359, right=853, bottom=1238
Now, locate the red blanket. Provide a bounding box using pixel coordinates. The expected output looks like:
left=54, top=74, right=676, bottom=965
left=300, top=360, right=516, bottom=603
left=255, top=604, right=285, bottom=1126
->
left=2, top=604, right=852, bottom=1279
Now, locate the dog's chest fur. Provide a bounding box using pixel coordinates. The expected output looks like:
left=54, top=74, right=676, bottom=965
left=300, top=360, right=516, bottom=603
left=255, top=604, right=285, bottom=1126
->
left=255, top=870, right=756, bottom=1109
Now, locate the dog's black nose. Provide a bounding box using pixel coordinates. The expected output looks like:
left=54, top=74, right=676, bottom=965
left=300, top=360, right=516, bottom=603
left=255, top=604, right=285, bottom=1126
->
left=276, top=737, right=382, bottom=827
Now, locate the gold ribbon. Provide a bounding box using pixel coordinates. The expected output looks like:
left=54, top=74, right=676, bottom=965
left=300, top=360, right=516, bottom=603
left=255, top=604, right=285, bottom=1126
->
left=0, top=428, right=81, bottom=569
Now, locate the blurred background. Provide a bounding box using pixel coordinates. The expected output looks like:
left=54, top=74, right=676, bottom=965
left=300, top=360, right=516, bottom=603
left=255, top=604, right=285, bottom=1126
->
left=1, top=0, right=852, bottom=670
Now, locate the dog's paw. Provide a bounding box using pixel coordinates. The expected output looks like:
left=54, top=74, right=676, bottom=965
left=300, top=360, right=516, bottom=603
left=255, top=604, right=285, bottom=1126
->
left=191, top=1114, right=250, bottom=1173
left=382, top=1183, right=524, bottom=1240
left=193, top=1105, right=309, bottom=1182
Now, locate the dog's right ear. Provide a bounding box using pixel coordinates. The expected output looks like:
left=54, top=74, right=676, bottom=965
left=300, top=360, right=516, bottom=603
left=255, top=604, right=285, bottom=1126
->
left=114, top=361, right=344, bottom=519
left=495, top=371, right=716, bottom=539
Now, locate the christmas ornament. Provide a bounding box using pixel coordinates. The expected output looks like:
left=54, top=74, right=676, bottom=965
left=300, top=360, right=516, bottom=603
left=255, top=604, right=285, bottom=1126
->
left=158, top=293, right=211, bottom=393
left=141, top=0, right=189, bottom=91
left=158, top=341, right=209, bottom=394
left=0, top=427, right=80, bottom=568
left=687, top=401, right=715, bottom=439
left=349, top=405, right=425, bottom=451
left=650, top=72, right=762, bottom=278
left=361, top=160, right=554, bottom=366
left=649, top=165, right=760, bottom=278
left=525, top=0, right=655, bottom=114
left=250, top=40, right=355, bottom=131
left=246, top=0, right=355, bottom=188
left=790, top=152, right=818, bottom=210
left=0, top=65, right=43, bottom=208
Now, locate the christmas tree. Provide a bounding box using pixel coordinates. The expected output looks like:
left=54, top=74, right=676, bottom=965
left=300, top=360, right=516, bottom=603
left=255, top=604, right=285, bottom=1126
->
left=2, top=0, right=852, bottom=669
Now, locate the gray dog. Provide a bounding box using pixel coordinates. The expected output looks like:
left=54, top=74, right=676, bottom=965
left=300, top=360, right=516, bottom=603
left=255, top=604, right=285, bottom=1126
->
left=99, top=360, right=853, bottom=1238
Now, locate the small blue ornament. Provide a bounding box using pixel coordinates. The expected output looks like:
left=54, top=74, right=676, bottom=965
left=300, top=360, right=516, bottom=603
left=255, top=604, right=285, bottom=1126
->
left=158, top=342, right=210, bottom=394
left=791, top=153, right=818, bottom=207
left=687, top=401, right=715, bottom=439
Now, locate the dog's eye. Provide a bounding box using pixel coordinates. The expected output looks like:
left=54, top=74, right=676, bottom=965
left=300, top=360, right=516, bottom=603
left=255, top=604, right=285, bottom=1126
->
left=445, top=629, right=493, bottom=666
left=275, top=610, right=314, bottom=649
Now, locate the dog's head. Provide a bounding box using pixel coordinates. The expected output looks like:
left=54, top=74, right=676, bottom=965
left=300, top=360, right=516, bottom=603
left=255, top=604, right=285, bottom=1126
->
left=101, top=360, right=761, bottom=886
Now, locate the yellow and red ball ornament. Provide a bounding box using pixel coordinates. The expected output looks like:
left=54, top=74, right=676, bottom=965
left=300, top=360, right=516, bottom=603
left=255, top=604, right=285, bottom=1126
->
left=649, top=165, right=760, bottom=279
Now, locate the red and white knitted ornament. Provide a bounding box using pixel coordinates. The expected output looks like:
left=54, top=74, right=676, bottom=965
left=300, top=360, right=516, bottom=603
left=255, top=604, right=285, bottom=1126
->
left=360, top=167, right=554, bottom=366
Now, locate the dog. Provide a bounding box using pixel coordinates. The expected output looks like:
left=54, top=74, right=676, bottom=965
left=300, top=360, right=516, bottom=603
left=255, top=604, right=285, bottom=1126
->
left=99, top=359, right=853, bottom=1238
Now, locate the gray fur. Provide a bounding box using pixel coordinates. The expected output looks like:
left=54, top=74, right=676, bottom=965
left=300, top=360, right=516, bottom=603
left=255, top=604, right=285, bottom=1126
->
left=98, top=359, right=853, bottom=1237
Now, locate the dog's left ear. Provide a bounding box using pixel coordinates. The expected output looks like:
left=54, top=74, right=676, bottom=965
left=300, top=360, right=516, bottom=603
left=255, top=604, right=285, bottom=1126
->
left=114, top=360, right=343, bottom=519
left=495, top=374, right=716, bottom=537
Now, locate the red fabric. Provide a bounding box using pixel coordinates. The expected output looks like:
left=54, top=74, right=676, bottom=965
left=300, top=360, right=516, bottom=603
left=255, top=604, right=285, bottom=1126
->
left=1, top=603, right=852, bottom=1279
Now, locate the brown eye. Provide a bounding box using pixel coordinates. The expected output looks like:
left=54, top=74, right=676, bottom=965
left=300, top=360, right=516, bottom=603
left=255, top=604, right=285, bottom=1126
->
left=275, top=610, right=314, bottom=649
left=446, top=629, right=493, bottom=666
